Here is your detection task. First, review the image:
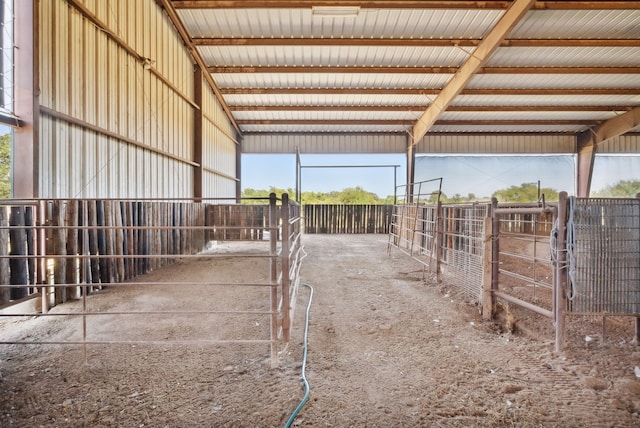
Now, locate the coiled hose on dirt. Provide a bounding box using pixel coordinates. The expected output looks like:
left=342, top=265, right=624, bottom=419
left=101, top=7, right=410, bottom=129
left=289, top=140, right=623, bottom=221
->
left=284, top=282, right=314, bottom=428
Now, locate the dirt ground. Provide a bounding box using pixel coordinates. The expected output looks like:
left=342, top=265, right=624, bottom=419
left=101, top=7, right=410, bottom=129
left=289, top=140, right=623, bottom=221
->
left=1, top=234, right=640, bottom=427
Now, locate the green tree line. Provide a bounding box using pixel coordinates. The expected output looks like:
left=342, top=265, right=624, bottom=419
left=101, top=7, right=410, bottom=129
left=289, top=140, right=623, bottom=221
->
left=243, top=180, right=640, bottom=205
left=0, top=133, right=10, bottom=198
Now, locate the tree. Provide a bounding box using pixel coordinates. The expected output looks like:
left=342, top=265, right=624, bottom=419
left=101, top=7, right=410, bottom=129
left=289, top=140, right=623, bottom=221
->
left=241, top=186, right=295, bottom=204
left=592, top=180, right=640, bottom=198
left=492, top=182, right=558, bottom=203
left=0, top=133, right=10, bottom=199
left=241, top=186, right=394, bottom=205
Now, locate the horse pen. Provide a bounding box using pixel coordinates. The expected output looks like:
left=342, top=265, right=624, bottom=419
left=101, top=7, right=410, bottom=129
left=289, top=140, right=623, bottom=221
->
left=1, top=195, right=640, bottom=426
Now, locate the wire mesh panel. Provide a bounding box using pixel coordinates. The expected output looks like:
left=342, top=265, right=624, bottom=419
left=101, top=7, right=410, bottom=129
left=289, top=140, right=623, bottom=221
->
left=569, top=198, right=640, bottom=315
left=496, top=208, right=556, bottom=314
left=440, top=204, right=489, bottom=301
left=388, top=201, right=489, bottom=302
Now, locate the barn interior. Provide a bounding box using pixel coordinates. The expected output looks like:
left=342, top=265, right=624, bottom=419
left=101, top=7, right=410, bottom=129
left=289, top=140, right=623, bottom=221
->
left=1, top=1, right=640, bottom=426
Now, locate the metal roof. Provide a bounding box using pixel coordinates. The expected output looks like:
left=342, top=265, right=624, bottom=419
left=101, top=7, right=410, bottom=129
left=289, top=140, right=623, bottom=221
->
left=166, top=0, right=640, bottom=140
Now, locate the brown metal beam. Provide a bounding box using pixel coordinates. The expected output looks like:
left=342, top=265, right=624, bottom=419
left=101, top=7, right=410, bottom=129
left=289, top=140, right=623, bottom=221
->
left=412, top=0, right=537, bottom=144
left=172, top=1, right=639, bottom=10
left=230, top=105, right=632, bottom=112
left=236, top=119, right=596, bottom=126
left=209, top=65, right=640, bottom=74
left=194, top=37, right=640, bottom=48
left=220, top=87, right=640, bottom=96
left=576, top=106, right=640, bottom=197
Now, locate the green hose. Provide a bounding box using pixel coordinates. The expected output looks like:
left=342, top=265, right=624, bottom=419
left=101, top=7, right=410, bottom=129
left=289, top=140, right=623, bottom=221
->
left=284, top=282, right=314, bottom=428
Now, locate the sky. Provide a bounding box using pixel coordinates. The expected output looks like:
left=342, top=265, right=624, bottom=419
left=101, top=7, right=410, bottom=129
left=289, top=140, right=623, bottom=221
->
left=242, top=153, right=640, bottom=198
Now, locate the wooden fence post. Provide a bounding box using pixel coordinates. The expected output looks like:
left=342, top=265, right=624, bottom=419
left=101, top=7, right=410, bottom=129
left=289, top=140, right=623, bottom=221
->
left=0, top=207, right=10, bottom=304
left=52, top=201, right=67, bottom=303
left=65, top=200, right=79, bottom=300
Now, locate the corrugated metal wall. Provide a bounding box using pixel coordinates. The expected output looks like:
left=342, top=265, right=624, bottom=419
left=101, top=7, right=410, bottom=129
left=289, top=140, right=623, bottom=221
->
left=201, top=75, right=238, bottom=197
left=597, top=135, right=640, bottom=154
left=38, top=0, right=238, bottom=198
left=242, top=133, right=408, bottom=154
left=242, top=133, right=582, bottom=155
left=417, top=134, right=576, bottom=154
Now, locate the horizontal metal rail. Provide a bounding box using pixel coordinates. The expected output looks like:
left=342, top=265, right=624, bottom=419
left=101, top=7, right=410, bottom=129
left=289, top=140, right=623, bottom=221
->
left=493, top=290, right=554, bottom=319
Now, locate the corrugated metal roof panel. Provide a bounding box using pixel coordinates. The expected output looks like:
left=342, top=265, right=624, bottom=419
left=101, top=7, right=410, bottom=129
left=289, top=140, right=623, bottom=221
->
left=233, top=110, right=419, bottom=121
left=487, top=47, right=640, bottom=67
left=178, top=8, right=503, bottom=39
left=510, top=10, right=640, bottom=39
left=468, top=74, right=640, bottom=89
left=453, top=95, right=640, bottom=107
left=199, top=45, right=470, bottom=67
left=213, top=73, right=452, bottom=89
left=225, top=94, right=432, bottom=107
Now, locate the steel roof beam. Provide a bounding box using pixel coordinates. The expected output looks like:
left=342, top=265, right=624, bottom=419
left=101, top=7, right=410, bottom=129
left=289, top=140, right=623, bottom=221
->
left=411, top=0, right=537, bottom=144
left=230, top=105, right=633, bottom=112
left=172, top=1, right=639, bottom=10
left=577, top=106, right=640, bottom=196
left=236, top=119, right=597, bottom=126
left=194, top=38, right=640, bottom=48
left=208, top=66, right=640, bottom=74
left=219, top=88, right=640, bottom=95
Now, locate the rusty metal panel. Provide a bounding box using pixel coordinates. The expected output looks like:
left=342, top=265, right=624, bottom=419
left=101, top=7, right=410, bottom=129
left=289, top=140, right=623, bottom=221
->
left=569, top=198, right=640, bottom=315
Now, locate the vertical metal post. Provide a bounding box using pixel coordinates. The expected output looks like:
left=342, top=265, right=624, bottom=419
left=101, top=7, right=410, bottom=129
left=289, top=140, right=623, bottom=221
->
left=555, top=191, right=568, bottom=352
left=482, top=216, right=493, bottom=320
left=82, top=200, right=89, bottom=365
left=491, top=198, right=500, bottom=301
left=435, top=200, right=443, bottom=283
left=281, top=194, right=291, bottom=343
left=38, top=200, right=49, bottom=313
left=636, top=193, right=640, bottom=344
left=268, top=193, right=279, bottom=368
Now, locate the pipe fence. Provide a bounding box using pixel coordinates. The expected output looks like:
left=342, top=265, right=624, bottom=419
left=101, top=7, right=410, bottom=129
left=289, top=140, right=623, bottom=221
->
left=389, top=191, right=640, bottom=350
left=0, top=194, right=302, bottom=368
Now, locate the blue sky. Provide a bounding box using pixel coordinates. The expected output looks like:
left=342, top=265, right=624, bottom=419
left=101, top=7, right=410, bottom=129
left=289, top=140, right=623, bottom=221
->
left=242, top=153, right=640, bottom=198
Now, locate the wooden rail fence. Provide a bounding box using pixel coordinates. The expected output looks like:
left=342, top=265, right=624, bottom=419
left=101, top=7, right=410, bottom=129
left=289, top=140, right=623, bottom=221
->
left=304, top=204, right=393, bottom=234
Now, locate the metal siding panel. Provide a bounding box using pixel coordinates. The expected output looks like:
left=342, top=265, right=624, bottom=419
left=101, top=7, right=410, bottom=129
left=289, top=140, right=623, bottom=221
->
left=600, top=136, right=640, bottom=154
left=417, top=134, right=576, bottom=154
left=242, top=133, right=406, bottom=154
left=55, top=0, right=68, bottom=113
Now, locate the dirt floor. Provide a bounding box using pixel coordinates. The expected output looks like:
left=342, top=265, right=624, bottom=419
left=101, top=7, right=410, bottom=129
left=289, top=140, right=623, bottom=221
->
left=1, top=234, right=640, bottom=427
